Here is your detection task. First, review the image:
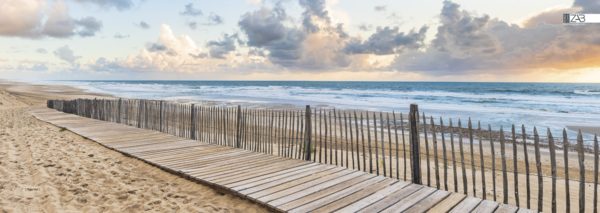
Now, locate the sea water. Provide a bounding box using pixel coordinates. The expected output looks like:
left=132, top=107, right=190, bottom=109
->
left=43, top=80, right=600, bottom=140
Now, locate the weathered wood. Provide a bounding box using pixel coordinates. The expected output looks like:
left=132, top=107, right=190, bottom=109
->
left=431, top=117, right=440, bottom=189
left=548, top=129, right=557, bottom=213
left=467, top=119, right=477, bottom=197
left=354, top=111, right=361, bottom=171
left=344, top=111, right=350, bottom=167
left=360, top=113, right=367, bottom=172
left=409, top=104, right=421, bottom=184
left=533, top=127, right=543, bottom=212
left=577, top=130, right=585, bottom=213
left=441, top=118, right=449, bottom=191
left=479, top=122, right=487, bottom=200
left=562, top=129, right=570, bottom=213
left=304, top=105, right=312, bottom=161
left=374, top=112, right=380, bottom=175
left=450, top=119, right=458, bottom=193
left=387, top=113, right=392, bottom=178
left=401, top=112, right=406, bottom=180
left=595, top=134, right=599, bottom=213
left=500, top=127, right=508, bottom=204
left=422, top=112, right=431, bottom=186
left=490, top=124, right=497, bottom=201
left=393, top=112, right=399, bottom=180
left=379, top=112, right=386, bottom=177
left=42, top=100, right=527, bottom=213
left=458, top=120, right=468, bottom=194
left=522, top=125, right=531, bottom=209
left=511, top=125, right=519, bottom=206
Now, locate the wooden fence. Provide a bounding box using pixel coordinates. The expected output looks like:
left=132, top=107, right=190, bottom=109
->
left=47, top=98, right=599, bottom=212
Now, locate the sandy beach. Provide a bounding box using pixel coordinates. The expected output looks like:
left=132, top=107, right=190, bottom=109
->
left=0, top=81, right=268, bottom=212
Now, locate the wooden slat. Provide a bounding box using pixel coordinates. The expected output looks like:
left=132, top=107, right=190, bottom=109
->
left=30, top=107, right=524, bottom=213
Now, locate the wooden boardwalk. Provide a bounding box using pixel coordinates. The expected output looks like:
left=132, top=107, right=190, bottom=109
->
left=30, top=107, right=531, bottom=213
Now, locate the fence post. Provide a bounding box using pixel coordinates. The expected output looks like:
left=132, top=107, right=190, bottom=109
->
left=159, top=100, right=163, bottom=132
left=137, top=100, right=142, bottom=128
left=117, top=98, right=122, bottom=123
left=190, top=104, right=196, bottom=140
left=304, top=105, right=312, bottom=161
left=236, top=105, right=242, bottom=148
left=409, top=104, right=422, bottom=184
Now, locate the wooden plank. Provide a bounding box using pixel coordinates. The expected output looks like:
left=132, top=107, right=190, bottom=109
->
left=33, top=106, right=525, bottom=213
left=472, top=200, right=499, bottom=213
left=287, top=176, right=388, bottom=213
left=277, top=174, right=375, bottom=211
left=403, top=189, right=450, bottom=213
left=495, top=204, right=519, bottom=213
left=309, top=179, right=397, bottom=213
left=263, top=170, right=363, bottom=205
left=427, top=192, right=466, bottom=212
left=449, top=196, right=482, bottom=213
left=357, top=184, right=423, bottom=213
left=379, top=187, right=437, bottom=213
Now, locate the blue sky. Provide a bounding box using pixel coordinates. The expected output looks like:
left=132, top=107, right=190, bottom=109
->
left=0, top=0, right=599, bottom=82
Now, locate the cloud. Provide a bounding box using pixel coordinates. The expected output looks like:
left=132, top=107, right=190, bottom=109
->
left=207, top=13, right=224, bottom=25
left=345, top=26, right=427, bottom=55
left=180, top=3, right=202, bottom=16
left=75, top=17, right=103, bottom=37
left=574, top=0, right=600, bottom=12
left=299, top=0, right=330, bottom=33
left=391, top=0, right=600, bottom=74
left=374, top=5, right=386, bottom=12
left=0, top=0, right=45, bottom=37
left=54, top=45, right=80, bottom=64
left=74, top=0, right=135, bottom=11
left=114, top=33, right=129, bottom=39
left=358, top=24, right=373, bottom=31
left=36, top=48, right=47, bottom=54
left=187, top=21, right=198, bottom=30
left=207, top=34, right=239, bottom=59
left=136, top=21, right=150, bottom=29
left=0, top=0, right=102, bottom=38
left=239, top=1, right=357, bottom=70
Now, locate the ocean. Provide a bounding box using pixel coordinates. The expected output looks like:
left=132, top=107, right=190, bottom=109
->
left=43, top=80, right=600, bottom=139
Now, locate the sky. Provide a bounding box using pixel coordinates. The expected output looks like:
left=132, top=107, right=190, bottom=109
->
left=0, top=0, right=599, bottom=82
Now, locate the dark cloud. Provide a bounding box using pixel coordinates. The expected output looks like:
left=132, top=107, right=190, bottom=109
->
left=147, top=43, right=167, bottom=52
left=358, top=24, right=373, bottom=31
left=136, top=21, right=150, bottom=29
left=345, top=26, right=427, bottom=55
left=392, top=0, right=600, bottom=74
left=207, top=34, right=239, bottom=58
left=54, top=45, right=80, bottom=64
left=75, top=0, right=135, bottom=11
left=239, top=6, right=305, bottom=66
left=75, top=17, right=103, bottom=37
left=207, top=14, right=224, bottom=25
left=180, top=3, right=203, bottom=16
left=299, top=0, right=329, bottom=32
left=374, top=5, right=387, bottom=12
left=574, top=0, right=600, bottom=12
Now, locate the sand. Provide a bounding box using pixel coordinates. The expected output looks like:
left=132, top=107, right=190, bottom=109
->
left=0, top=82, right=269, bottom=212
